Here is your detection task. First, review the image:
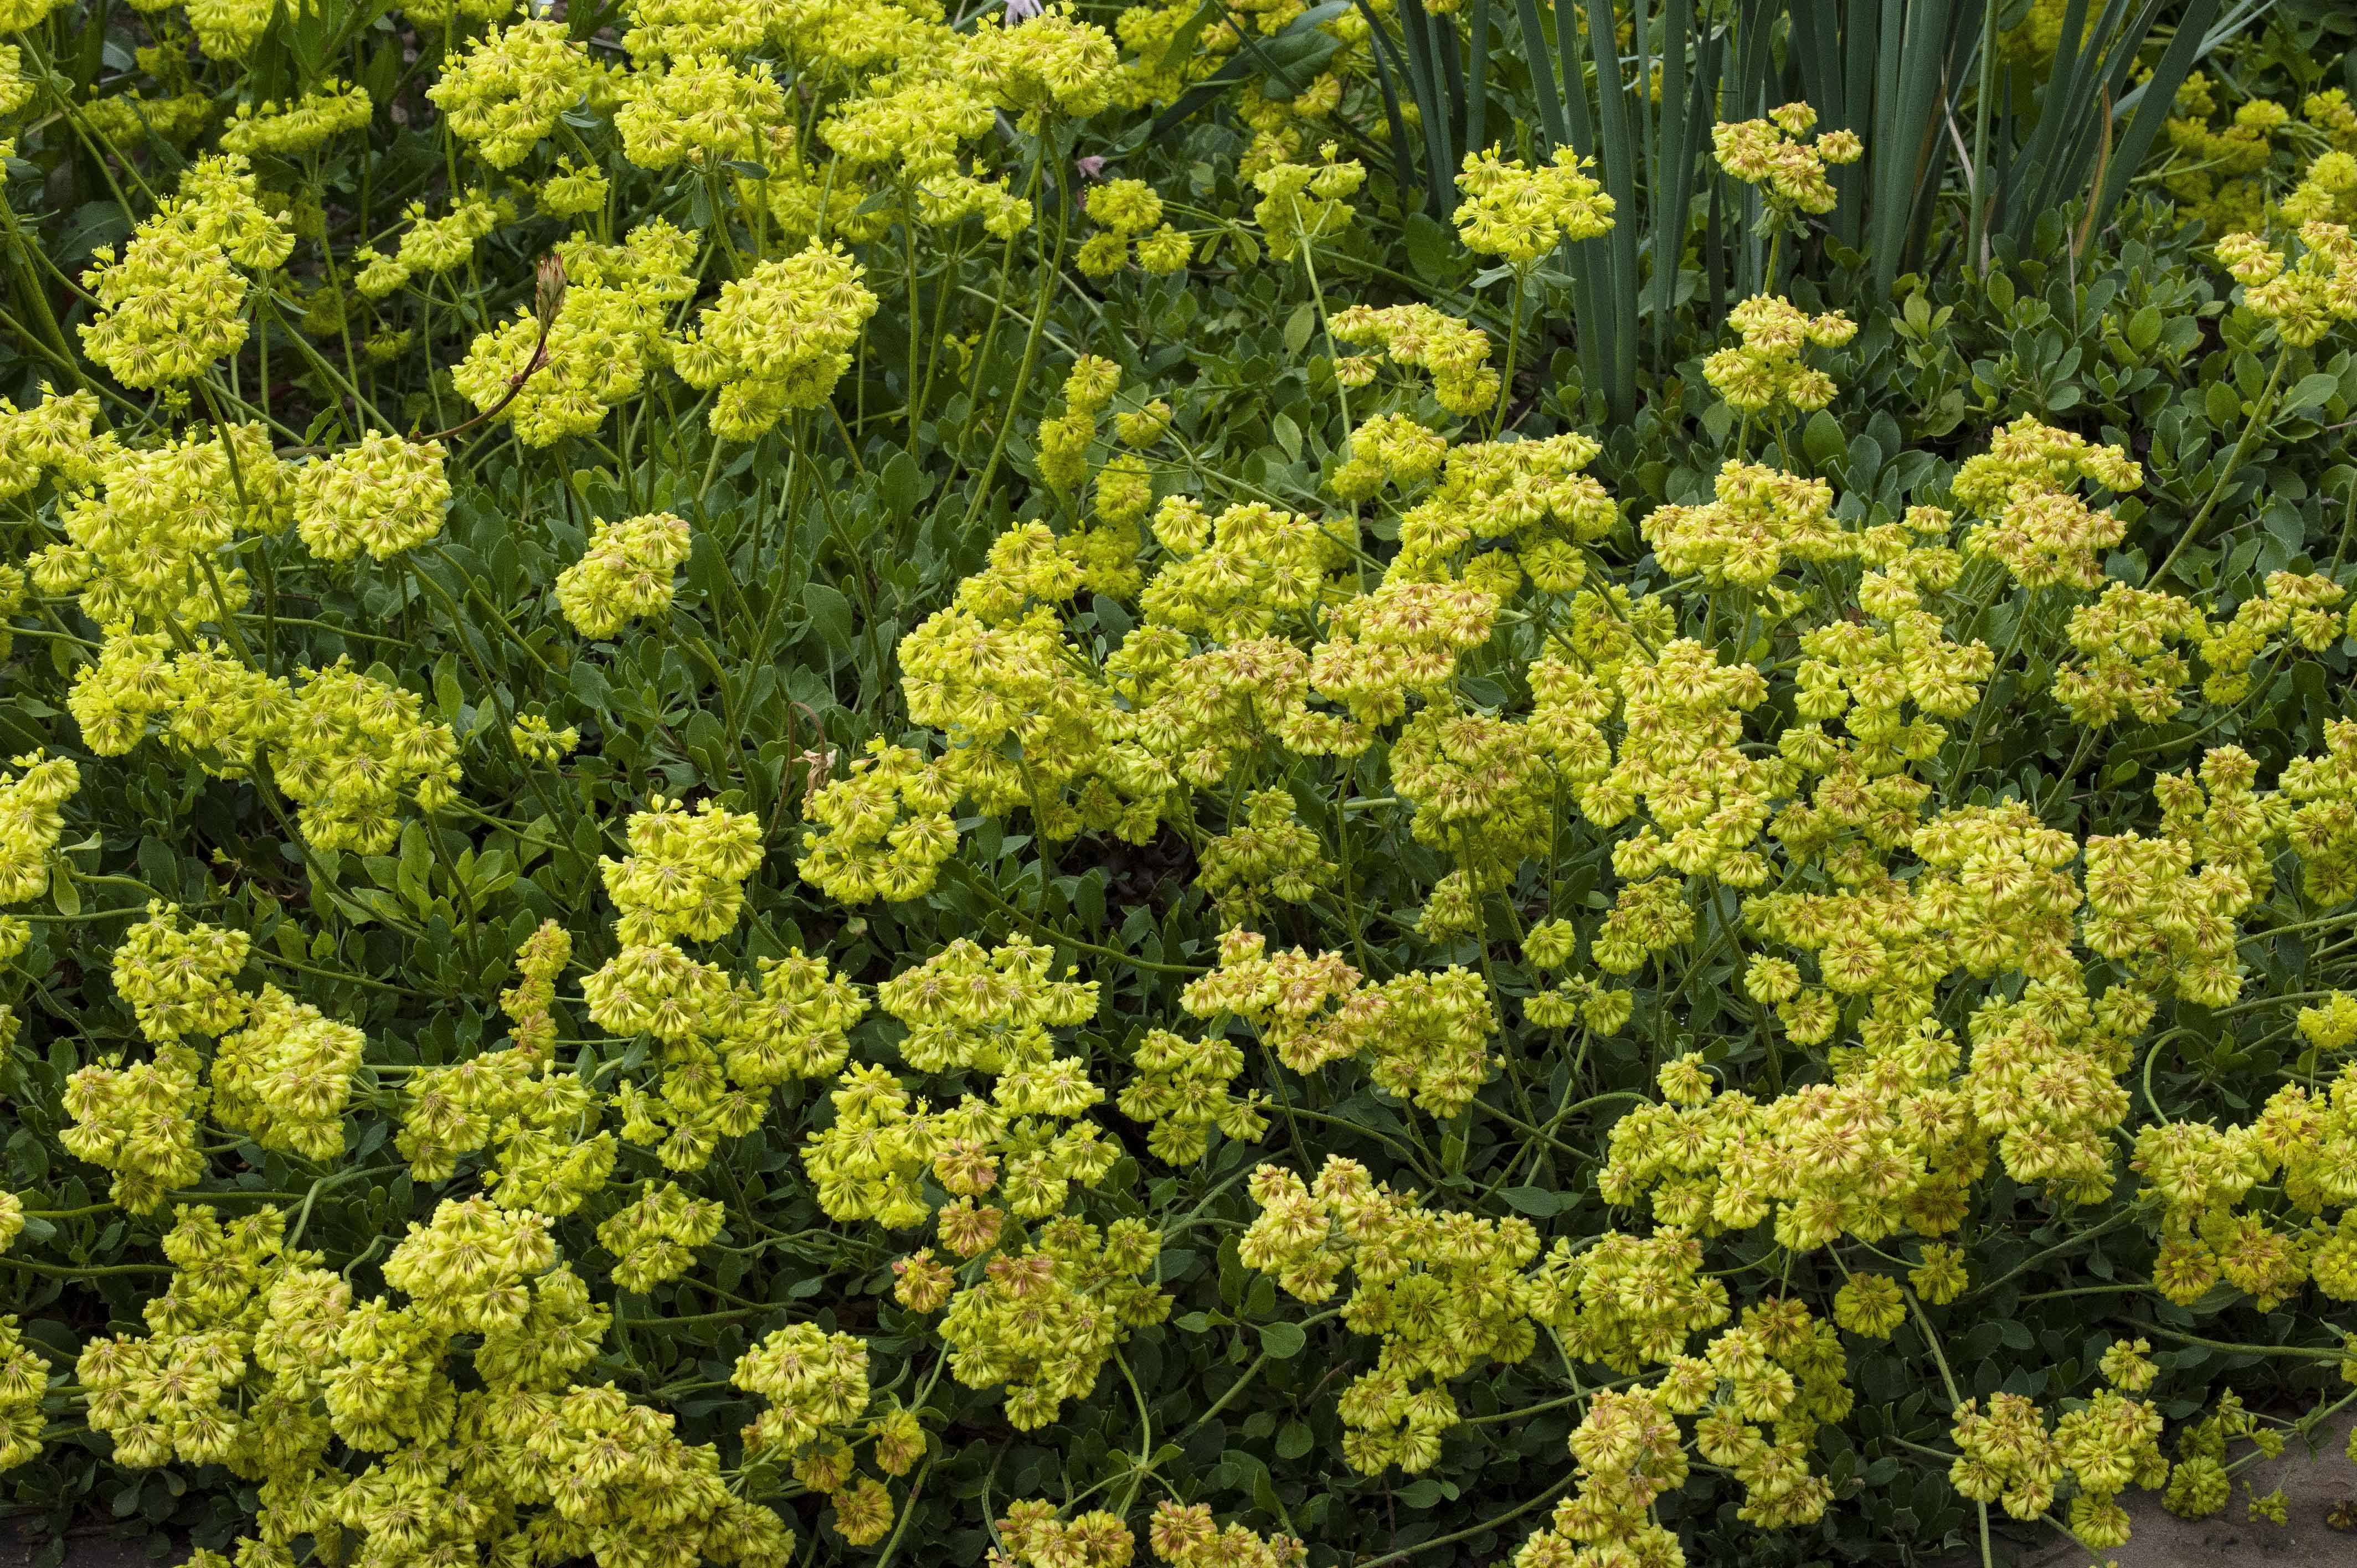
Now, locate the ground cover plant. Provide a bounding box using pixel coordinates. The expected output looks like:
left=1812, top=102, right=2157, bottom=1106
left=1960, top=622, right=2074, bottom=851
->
left=8, top=1, right=2357, bottom=1565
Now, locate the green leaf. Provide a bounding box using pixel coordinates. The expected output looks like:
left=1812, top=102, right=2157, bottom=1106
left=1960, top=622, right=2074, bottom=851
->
left=2205, top=379, right=2242, bottom=429
left=1802, top=410, right=1847, bottom=472
left=1283, top=301, right=1317, bottom=358
left=1497, top=1185, right=1565, bottom=1216
left=804, top=583, right=856, bottom=651
left=1271, top=411, right=1303, bottom=463
left=880, top=451, right=922, bottom=518
left=2126, top=305, right=2162, bottom=353
left=2285, top=372, right=2342, bottom=416
left=570, top=661, right=613, bottom=713
left=1258, top=1321, right=1307, bottom=1359
left=433, top=653, right=464, bottom=725
left=48, top=864, right=78, bottom=918
left=1156, top=0, right=1220, bottom=73
left=1403, top=212, right=1463, bottom=283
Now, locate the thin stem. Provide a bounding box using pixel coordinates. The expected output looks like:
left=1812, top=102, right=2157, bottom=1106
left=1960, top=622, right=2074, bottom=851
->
left=2154, top=347, right=2289, bottom=584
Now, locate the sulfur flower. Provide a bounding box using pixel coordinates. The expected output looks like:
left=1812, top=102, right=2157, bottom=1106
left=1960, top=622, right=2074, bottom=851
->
left=556, top=512, right=693, bottom=638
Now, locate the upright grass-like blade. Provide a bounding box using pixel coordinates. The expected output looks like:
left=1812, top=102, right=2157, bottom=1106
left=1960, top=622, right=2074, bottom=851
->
left=2095, top=0, right=2222, bottom=231
left=1870, top=0, right=1960, bottom=295
left=1555, top=0, right=1617, bottom=405
left=2004, top=0, right=2118, bottom=229
left=1514, top=0, right=1571, bottom=149
left=1651, top=0, right=1702, bottom=357
left=1392, top=0, right=1463, bottom=216
left=1729, top=0, right=1782, bottom=293
left=1730, top=0, right=1779, bottom=123
left=2057, top=1, right=2174, bottom=205
left=1587, top=0, right=1641, bottom=415
left=1786, top=0, right=1841, bottom=128
left=1511, top=0, right=1605, bottom=401
left=1355, top=1, right=1423, bottom=207
left=1835, top=0, right=1881, bottom=248
left=1434, top=4, right=1471, bottom=172
left=1466, top=0, right=1491, bottom=159
left=1629, top=0, right=1655, bottom=252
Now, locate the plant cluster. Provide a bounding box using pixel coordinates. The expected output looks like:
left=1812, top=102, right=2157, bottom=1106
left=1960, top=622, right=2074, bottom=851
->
left=6, top=3, right=2357, bottom=1568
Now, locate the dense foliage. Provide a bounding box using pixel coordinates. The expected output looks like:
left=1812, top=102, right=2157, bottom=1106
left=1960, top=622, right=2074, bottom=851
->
left=6, top=2, right=2357, bottom=1566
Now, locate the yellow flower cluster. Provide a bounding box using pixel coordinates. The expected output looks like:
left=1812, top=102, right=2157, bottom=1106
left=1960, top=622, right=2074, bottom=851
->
left=1452, top=146, right=1615, bottom=268
left=73, top=1194, right=796, bottom=1568
left=209, top=985, right=365, bottom=1160
left=2161, top=1390, right=2282, bottom=1518
left=1147, top=1503, right=1305, bottom=1568
left=555, top=511, right=692, bottom=638
left=1330, top=303, right=1497, bottom=417
left=34, top=420, right=277, bottom=630
left=1949, top=1379, right=2167, bottom=1548
left=0, top=1317, right=43, bottom=1469
left=455, top=222, right=701, bottom=446
left=356, top=190, right=510, bottom=296
left=60, top=909, right=251, bottom=1211
left=1701, top=295, right=1855, bottom=419
left=1644, top=461, right=1845, bottom=589
left=675, top=243, right=879, bottom=439
left=2282, top=717, right=2357, bottom=904
left=272, top=661, right=462, bottom=854
left=801, top=938, right=1114, bottom=1233
left=0, top=386, right=103, bottom=507
left=600, top=795, right=764, bottom=944
left=933, top=1213, right=1167, bottom=1428
left=1243, top=1157, right=1548, bottom=1472
left=427, top=21, right=606, bottom=169
left=217, top=80, right=372, bottom=155
left=291, top=435, right=450, bottom=563
left=616, top=55, right=788, bottom=169
left=733, top=1321, right=900, bottom=1538
left=1036, top=354, right=1125, bottom=498
left=1116, top=1024, right=1268, bottom=1162
left=183, top=0, right=280, bottom=60
left=511, top=713, right=579, bottom=764
left=964, top=6, right=1124, bottom=126
left=1711, top=102, right=1862, bottom=218
left=76, top=1205, right=325, bottom=1472
left=78, top=157, right=291, bottom=388
left=2282, top=148, right=2357, bottom=226
left=2055, top=584, right=2209, bottom=724
left=1077, top=178, right=1191, bottom=278
left=2198, top=570, right=2349, bottom=704
left=2162, top=75, right=2286, bottom=235
left=0, top=750, right=78, bottom=906
left=1521, top=1298, right=1850, bottom=1562
left=403, top=926, right=600, bottom=1188
left=1195, top=787, right=1334, bottom=925
left=1182, top=929, right=1495, bottom=1117
left=877, top=933, right=1098, bottom=1073
left=1952, top=415, right=2144, bottom=591
left=2214, top=223, right=2357, bottom=347
left=1250, top=143, right=1365, bottom=262
left=797, top=740, right=961, bottom=902
left=995, top=1502, right=1134, bottom=1568
left=2130, top=1056, right=2357, bottom=1307
left=596, top=1180, right=724, bottom=1291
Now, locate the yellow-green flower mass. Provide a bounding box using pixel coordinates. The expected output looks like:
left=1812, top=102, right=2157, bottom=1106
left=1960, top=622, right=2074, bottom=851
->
left=6, top=6, right=2357, bottom=1568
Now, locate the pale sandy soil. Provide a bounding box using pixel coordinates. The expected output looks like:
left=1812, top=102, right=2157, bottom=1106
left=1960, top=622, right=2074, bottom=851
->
left=1953, top=1410, right=2357, bottom=1568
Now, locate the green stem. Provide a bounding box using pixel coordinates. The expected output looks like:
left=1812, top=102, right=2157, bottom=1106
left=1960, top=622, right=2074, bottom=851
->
left=2154, top=348, right=2289, bottom=584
